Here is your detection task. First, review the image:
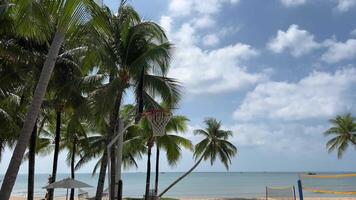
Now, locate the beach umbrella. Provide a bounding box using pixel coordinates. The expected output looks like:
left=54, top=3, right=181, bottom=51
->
left=42, top=178, right=92, bottom=200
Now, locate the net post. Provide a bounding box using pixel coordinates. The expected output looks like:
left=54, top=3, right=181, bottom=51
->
left=297, top=180, right=304, bottom=200
left=265, top=186, right=268, bottom=200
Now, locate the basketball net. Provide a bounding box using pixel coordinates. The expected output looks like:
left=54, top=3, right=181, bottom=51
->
left=144, top=109, right=172, bottom=136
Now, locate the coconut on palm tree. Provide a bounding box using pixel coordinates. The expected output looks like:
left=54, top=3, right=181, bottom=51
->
left=324, top=113, right=356, bottom=158
left=159, top=118, right=237, bottom=197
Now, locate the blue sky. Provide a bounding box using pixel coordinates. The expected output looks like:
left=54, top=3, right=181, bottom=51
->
left=1, top=0, right=356, bottom=174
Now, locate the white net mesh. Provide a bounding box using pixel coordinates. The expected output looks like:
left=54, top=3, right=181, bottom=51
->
left=266, top=186, right=296, bottom=200
left=146, top=110, right=172, bottom=136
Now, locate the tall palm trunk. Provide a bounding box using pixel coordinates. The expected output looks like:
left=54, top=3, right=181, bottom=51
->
left=70, top=137, right=76, bottom=200
left=27, top=124, right=37, bottom=200
left=154, top=145, right=159, bottom=194
left=48, top=111, right=62, bottom=200
left=144, top=140, right=153, bottom=200
left=159, top=155, right=204, bottom=197
left=95, top=151, right=108, bottom=200
left=0, top=30, right=65, bottom=200
left=109, top=92, right=122, bottom=200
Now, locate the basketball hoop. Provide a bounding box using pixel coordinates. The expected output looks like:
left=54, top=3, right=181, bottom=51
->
left=143, top=109, right=172, bottom=136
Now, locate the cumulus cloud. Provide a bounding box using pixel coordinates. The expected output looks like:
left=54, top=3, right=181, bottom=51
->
left=202, top=34, right=220, bottom=46
left=160, top=4, right=266, bottom=94
left=334, top=0, right=356, bottom=12
left=267, top=24, right=320, bottom=57
left=321, top=39, right=356, bottom=63
left=168, top=0, right=239, bottom=17
left=232, top=123, right=326, bottom=151
left=233, top=68, right=356, bottom=121
left=192, top=15, right=216, bottom=29
left=169, top=43, right=267, bottom=94
left=280, top=0, right=306, bottom=7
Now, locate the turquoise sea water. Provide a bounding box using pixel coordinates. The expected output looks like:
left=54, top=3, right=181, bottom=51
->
left=1, top=172, right=356, bottom=198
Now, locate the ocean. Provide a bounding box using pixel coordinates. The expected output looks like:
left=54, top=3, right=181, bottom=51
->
left=1, top=172, right=356, bottom=198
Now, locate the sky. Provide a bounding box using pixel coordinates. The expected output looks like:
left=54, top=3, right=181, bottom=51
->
left=1, top=0, right=356, bottom=174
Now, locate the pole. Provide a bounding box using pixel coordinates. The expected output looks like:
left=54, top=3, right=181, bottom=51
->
left=297, top=180, right=304, bottom=200
left=107, top=120, right=131, bottom=200
left=116, top=119, right=124, bottom=200
left=107, top=146, right=111, bottom=200
left=293, top=185, right=296, bottom=200
left=66, top=188, right=68, bottom=200
left=265, top=187, right=268, bottom=200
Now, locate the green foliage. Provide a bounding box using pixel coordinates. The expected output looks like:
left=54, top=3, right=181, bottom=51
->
left=324, top=113, right=356, bottom=158
left=194, top=118, right=237, bottom=169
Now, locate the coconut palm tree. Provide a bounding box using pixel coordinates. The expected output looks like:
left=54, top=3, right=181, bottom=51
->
left=88, top=3, right=180, bottom=199
left=159, top=118, right=237, bottom=197
left=133, top=114, right=193, bottom=200
left=154, top=115, right=193, bottom=194
left=324, top=113, right=356, bottom=158
left=0, top=0, right=95, bottom=198
left=61, top=113, right=90, bottom=200
left=74, top=105, right=146, bottom=200
left=44, top=40, right=101, bottom=200
left=0, top=12, right=51, bottom=198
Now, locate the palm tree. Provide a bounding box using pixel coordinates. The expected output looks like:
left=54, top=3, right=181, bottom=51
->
left=0, top=15, right=50, bottom=199
left=61, top=113, right=90, bottom=200
left=44, top=39, right=101, bottom=200
left=0, top=0, right=94, bottom=198
left=74, top=105, right=146, bottom=200
left=24, top=115, right=53, bottom=200
left=324, top=113, right=356, bottom=158
left=88, top=3, right=180, bottom=199
left=154, top=115, right=193, bottom=194
left=159, top=118, right=237, bottom=197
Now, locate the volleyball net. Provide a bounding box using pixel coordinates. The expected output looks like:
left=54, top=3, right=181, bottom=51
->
left=266, top=186, right=296, bottom=200
left=300, top=173, right=356, bottom=195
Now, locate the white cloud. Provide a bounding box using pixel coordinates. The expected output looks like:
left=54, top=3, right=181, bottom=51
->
left=233, top=68, right=356, bottom=121
left=334, top=0, right=356, bottom=12
left=168, top=0, right=193, bottom=16
left=321, top=39, right=356, bottom=63
left=267, top=24, right=320, bottom=57
left=202, top=34, right=220, bottom=46
left=160, top=16, right=173, bottom=35
left=169, top=43, right=267, bottom=94
left=280, top=0, right=306, bottom=7
left=192, top=15, right=216, bottom=29
left=168, top=0, right=239, bottom=17
left=160, top=11, right=265, bottom=94
left=232, top=123, right=326, bottom=152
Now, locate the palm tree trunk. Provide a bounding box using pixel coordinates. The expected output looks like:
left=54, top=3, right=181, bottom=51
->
left=159, top=155, right=204, bottom=197
left=95, top=151, right=108, bottom=200
left=27, top=124, right=37, bottom=200
left=154, top=145, right=159, bottom=194
left=144, top=141, right=153, bottom=200
left=110, top=147, right=116, bottom=200
left=0, top=30, right=64, bottom=200
left=48, top=111, right=62, bottom=200
left=70, top=137, right=76, bottom=200
left=109, top=92, right=122, bottom=200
